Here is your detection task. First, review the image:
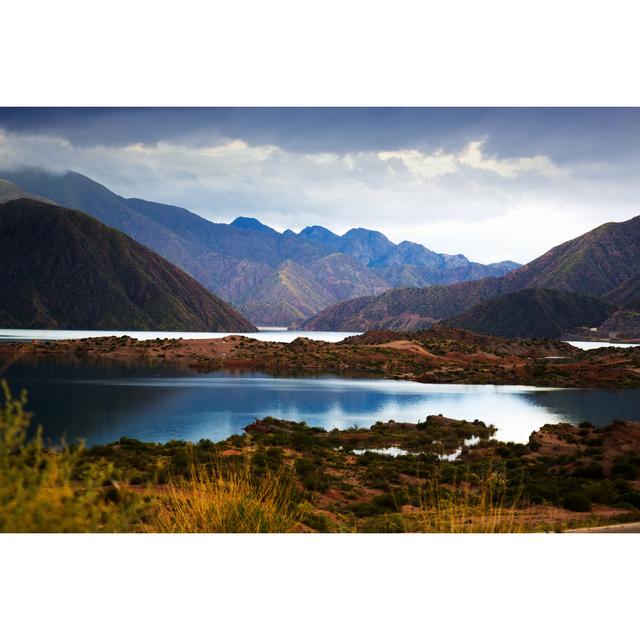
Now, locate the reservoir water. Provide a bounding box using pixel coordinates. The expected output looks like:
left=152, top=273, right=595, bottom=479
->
left=2, top=358, right=639, bottom=446
left=0, top=327, right=360, bottom=344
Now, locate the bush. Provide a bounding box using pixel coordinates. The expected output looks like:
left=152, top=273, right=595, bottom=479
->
left=574, top=462, right=604, bottom=479
left=585, top=482, right=617, bottom=505
left=300, top=509, right=333, bottom=532
left=358, top=513, right=407, bottom=533
left=295, top=457, right=328, bottom=492
left=618, top=491, right=640, bottom=509
left=562, top=492, right=592, bottom=512
left=611, top=461, right=640, bottom=480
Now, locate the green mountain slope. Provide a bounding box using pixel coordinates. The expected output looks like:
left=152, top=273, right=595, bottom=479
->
left=0, top=199, right=256, bottom=331
left=605, top=272, right=640, bottom=311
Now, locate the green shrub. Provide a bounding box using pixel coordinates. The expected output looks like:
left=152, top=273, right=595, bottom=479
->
left=562, top=492, right=592, bottom=512
left=301, top=510, right=333, bottom=532
left=584, top=482, right=617, bottom=505
left=574, top=462, right=604, bottom=479
left=295, top=457, right=328, bottom=492
left=611, top=460, right=639, bottom=480
left=618, top=491, right=640, bottom=509
left=358, top=513, right=407, bottom=533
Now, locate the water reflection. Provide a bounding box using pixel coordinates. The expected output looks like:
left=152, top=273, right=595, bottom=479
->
left=3, top=359, right=639, bottom=445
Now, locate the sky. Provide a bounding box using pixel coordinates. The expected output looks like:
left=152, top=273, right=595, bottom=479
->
left=1, top=107, right=640, bottom=264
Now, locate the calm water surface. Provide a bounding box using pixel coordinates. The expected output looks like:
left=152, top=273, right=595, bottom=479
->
left=567, top=340, right=639, bottom=350
left=3, top=358, right=639, bottom=446
left=0, top=327, right=359, bottom=343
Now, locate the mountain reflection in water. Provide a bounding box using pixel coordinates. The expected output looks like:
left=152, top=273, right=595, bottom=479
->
left=3, top=358, right=639, bottom=446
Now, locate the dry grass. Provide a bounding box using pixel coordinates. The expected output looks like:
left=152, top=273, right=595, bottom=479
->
left=404, top=468, right=525, bottom=533
left=149, top=460, right=298, bottom=533
left=1, top=381, right=299, bottom=533
left=1, top=380, right=527, bottom=533
left=0, top=381, right=143, bottom=532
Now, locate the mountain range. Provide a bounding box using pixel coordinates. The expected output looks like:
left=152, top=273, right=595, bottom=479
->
left=5, top=168, right=637, bottom=341
left=303, top=214, right=640, bottom=337
left=0, top=169, right=519, bottom=326
left=0, top=198, right=256, bottom=331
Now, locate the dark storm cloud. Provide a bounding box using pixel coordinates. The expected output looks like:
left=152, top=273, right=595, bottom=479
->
left=3, top=107, right=639, bottom=163
left=0, top=107, right=484, bottom=151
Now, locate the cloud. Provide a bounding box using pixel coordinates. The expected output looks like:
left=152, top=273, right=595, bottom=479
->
left=2, top=108, right=639, bottom=162
left=458, top=140, right=564, bottom=178
left=378, top=140, right=564, bottom=181
left=1, top=121, right=639, bottom=265
left=377, top=149, right=457, bottom=179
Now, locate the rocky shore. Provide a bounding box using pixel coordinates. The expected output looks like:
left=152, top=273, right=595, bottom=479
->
left=2, top=326, right=640, bottom=388
left=80, top=413, right=640, bottom=532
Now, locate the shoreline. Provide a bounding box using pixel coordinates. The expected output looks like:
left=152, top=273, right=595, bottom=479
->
left=36, top=413, right=640, bottom=532
left=2, top=340, right=639, bottom=532
left=2, top=326, right=639, bottom=348
left=1, top=326, right=639, bottom=389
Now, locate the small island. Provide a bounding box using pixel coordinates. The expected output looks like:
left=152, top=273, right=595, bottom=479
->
left=3, top=326, right=639, bottom=388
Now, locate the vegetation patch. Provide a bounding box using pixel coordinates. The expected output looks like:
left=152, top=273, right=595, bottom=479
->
left=1, top=382, right=639, bottom=533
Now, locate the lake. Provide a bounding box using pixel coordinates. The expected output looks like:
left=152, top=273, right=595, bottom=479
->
left=0, top=327, right=359, bottom=344
left=3, top=358, right=639, bottom=446
left=566, top=340, right=640, bottom=350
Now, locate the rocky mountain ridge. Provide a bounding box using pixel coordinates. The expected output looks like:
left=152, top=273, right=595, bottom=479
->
left=1, top=169, right=519, bottom=325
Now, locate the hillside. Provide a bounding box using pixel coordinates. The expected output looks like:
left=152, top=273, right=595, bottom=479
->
left=304, top=214, right=640, bottom=330
left=302, top=279, right=506, bottom=330
left=308, top=253, right=390, bottom=299
left=1, top=169, right=519, bottom=325
left=605, top=272, right=640, bottom=311
left=503, top=215, right=640, bottom=296
left=237, top=260, right=336, bottom=325
left=0, top=199, right=256, bottom=331
left=219, top=253, right=390, bottom=325
left=443, top=288, right=614, bottom=338
left=593, top=310, right=640, bottom=340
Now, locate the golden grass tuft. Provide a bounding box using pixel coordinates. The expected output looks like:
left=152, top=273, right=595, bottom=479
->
left=0, top=381, right=298, bottom=533
left=0, top=381, right=144, bottom=533
left=149, top=460, right=299, bottom=533
left=408, top=468, right=525, bottom=533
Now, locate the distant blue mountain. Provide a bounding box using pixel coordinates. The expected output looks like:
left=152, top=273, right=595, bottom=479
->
left=298, top=225, right=341, bottom=246
left=231, top=216, right=279, bottom=234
